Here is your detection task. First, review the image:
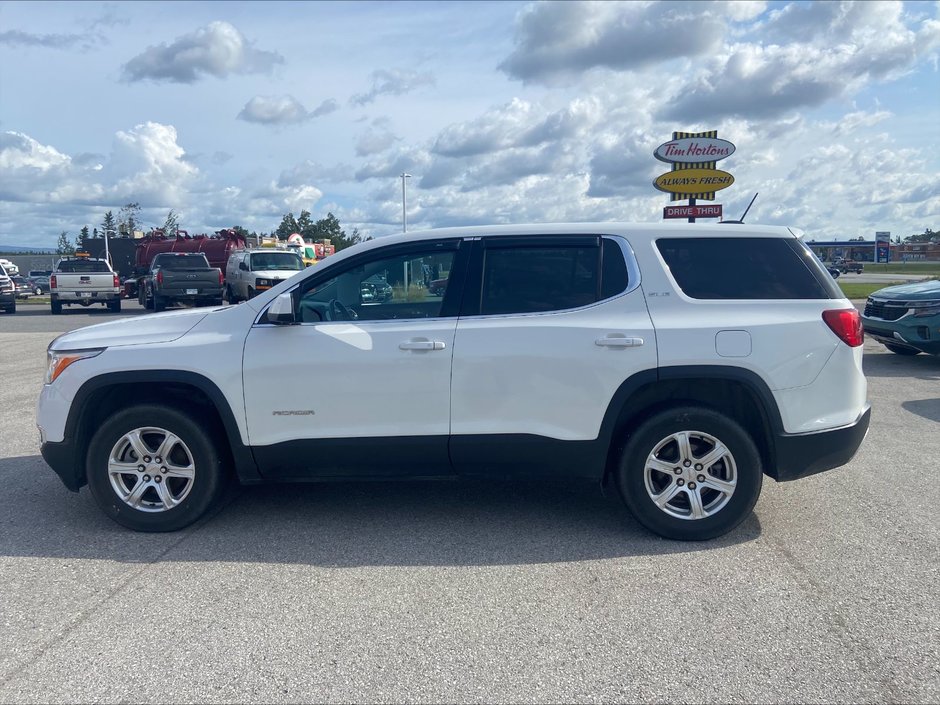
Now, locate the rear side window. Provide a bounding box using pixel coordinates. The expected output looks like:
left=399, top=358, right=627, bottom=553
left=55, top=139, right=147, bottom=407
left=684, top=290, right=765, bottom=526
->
left=656, top=237, right=836, bottom=300
left=480, top=237, right=630, bottom=315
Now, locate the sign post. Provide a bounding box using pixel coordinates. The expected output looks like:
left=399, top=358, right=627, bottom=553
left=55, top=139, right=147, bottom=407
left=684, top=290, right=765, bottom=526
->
left=653, top=132, right=735, bottom=222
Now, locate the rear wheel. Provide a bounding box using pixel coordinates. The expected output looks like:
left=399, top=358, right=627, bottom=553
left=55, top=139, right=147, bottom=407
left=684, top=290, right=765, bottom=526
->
left=153, top=294, right=165, bottom=312
left=50, top=299, right=62, bottom=315
left=109, top=299, right=122, bottom=313
left=2, top=302, right=14, bottom=314
left=884, top=343, right=920, bottom=356
left=86, top=405, right=228, bottom=532
left=616, top=406, right=763, bottom=541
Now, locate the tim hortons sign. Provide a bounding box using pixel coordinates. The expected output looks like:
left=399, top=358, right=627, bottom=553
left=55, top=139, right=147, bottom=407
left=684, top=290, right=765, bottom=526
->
left=654, top=137, right=736, bottom=164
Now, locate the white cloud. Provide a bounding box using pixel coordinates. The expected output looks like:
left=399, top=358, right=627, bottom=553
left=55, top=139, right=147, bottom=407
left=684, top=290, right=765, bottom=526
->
left=500, top=1, right=726, bottom=84
left=349, top=68, right=435, bottom=106
left=122, top=21, right=282, bottom=83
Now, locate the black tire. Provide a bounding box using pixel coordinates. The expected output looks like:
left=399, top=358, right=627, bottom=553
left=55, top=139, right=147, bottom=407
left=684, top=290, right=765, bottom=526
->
left=109, top=299, right=122, bottom=313
left=247, top=287, right=255, bottom=300
left=50, top=299, right=62, bottom=315
left=2, top=303, right=14, bottom=314
left=153, top=294, right=165, bottom=312
left=34, top=287, right=42, bottom=295
left=884, top=343, right=920, bottom=356
left=85, top=404, right=228, bottom=532
left=615, top=406, right=763, bottom=541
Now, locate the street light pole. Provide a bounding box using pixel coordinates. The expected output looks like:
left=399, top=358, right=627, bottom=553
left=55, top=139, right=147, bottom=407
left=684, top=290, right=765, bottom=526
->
left=400, top=173, right=411, bottom=233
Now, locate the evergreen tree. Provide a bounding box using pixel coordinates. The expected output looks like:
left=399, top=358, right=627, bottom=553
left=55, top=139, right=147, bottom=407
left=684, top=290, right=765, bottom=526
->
left=56, top=231, right=75, bottom=256
left=101, top=210, right=118, bottom=238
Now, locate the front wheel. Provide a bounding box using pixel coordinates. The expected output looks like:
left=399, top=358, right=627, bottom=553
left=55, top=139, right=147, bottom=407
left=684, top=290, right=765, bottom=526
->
left=884, top=343, right=920, bottom=356
left=85, top=405, right=228, bottom=532
left=616, top=406, right=762, bottom=541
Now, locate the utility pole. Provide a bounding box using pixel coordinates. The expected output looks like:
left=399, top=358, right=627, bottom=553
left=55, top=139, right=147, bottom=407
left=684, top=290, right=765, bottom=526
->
left=400, top=173, right=411, bottom=233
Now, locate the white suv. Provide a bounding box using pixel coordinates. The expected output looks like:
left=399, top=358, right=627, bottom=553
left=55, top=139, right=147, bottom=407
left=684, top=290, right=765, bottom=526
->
left=37, top=223, right=870, bottom=539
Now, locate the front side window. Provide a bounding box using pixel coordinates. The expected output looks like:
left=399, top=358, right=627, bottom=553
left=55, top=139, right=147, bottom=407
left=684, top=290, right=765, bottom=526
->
left=479, top=237, right=629, bottom=316
left=297, top=245, right=457, bottom=323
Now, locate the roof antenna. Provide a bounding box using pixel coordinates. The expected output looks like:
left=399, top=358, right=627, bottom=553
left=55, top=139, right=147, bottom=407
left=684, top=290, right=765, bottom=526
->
left=721, top=192, right=758, bottom=224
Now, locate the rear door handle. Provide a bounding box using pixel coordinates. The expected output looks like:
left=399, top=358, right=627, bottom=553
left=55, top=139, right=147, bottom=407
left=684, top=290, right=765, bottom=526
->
left=399, top=340, right=446, bottom=351
left=595, top=336, right=644, bottom=348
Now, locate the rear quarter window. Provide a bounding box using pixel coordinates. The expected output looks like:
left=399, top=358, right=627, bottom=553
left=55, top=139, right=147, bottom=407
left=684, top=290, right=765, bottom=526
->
left=656, top=237, right=839, bottom=300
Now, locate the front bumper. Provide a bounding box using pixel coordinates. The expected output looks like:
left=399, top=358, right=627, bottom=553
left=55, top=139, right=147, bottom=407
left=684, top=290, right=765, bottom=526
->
left=41, top=439, right=83, bottom=492
left=769, top=405, right=871, bottom=482
left=863, top=319, right=940, bottom=355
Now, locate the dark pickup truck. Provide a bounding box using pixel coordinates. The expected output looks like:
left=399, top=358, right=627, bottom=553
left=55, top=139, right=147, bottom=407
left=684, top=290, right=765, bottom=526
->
left=139, top=252, right=224, bottom=312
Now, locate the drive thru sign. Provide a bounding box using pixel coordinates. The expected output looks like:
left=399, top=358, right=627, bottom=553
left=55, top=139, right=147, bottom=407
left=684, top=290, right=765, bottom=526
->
left=663, top=205, right=722, bottom=219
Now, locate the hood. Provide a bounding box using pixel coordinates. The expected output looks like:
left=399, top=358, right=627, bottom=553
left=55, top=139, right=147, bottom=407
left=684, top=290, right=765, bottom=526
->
left=49, top=307, right=215, bottom=351
left=250, top=268, right=305, bottom=280
left=869, top=279, right=940, bottom=301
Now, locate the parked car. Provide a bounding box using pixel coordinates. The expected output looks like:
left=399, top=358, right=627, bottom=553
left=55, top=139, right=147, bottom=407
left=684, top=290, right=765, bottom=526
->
left=225, top=249, right=304, bottom=303
left=826, top=265, right=841, bottom=279
left=862, top=279, right=940, bottom=356
left=37, top=223, right=870, bottom=540
left=0, top=258, right=19, bottom=276
left=140, top=252, right=224, bottom=312
left=360, top=274, right=394, bottom=303
left=28, top=269, right=53, bottom=279
left=11, top=275, right=35, bottom=298
left=28, top=275, right=51, bottom=294
left=0, top=263, right=15, bottom=313
left=832, top=258, right=864, bottom=274
left=50, top=255, right=122, bottom=314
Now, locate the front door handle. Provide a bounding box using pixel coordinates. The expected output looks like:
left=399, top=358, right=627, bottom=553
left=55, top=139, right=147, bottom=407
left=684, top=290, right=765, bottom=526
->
left=399, top=340, right=446, bottom=351
left=595, top=335, right=644, bottom=348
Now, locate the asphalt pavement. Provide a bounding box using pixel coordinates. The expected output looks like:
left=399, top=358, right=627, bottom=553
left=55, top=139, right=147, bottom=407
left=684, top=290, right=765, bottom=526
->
left=0, top=302, right=938, bottom=703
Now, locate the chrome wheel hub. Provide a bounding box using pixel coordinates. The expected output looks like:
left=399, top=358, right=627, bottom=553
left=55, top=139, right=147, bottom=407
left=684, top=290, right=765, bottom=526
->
left=643, top=430, right=737, bottom=520
left=107, top=427, right=195, bottom=513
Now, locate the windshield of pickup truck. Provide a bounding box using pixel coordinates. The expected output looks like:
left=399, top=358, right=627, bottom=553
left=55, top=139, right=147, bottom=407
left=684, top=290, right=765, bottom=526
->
left=57, top=260, right=111, bottom=273
left=249, top=252, right=304, bottom=271
left=155, top=254, right=211, bottom=270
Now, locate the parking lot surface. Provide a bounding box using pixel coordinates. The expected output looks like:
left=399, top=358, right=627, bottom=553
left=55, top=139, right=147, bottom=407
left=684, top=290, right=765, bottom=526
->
left=1, top=303, right=938, bottom=703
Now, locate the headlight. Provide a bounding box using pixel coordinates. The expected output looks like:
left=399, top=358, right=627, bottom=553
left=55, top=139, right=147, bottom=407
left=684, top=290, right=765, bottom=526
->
left=256, top=278, right=272, bottom=287
left=45, top=349, right=104, bottom=384
left=912, top=303, right=940, bottom=318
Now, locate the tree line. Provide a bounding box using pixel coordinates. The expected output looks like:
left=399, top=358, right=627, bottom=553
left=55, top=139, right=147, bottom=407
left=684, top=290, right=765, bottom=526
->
left=54, top=205, right=366, bottom=255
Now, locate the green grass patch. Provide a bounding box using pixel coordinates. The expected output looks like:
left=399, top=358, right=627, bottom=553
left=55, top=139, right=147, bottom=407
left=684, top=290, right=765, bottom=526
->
left=862, top=263, right=940, bottom=275
left=838, top=282, right=905, bottom=300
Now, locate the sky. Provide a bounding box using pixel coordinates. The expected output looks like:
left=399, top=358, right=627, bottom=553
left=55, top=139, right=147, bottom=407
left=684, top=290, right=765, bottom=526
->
left=0, top=0, right=938, bottom=250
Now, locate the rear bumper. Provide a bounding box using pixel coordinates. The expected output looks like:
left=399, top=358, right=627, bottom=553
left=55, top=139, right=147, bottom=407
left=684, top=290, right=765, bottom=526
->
left=41, top=439, right=83, bottom=492
left=769, top=405, right=871, bottom=482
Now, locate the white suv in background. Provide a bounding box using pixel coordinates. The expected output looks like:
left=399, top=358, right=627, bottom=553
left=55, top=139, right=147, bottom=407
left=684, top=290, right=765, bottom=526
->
left=224, top=248, right=305, bottom=302
left=37, top=223, right=870, bottom=540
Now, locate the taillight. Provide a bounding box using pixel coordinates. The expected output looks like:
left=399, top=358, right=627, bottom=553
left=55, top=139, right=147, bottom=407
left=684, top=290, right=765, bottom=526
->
left=50, top=274, right=57, bottom=288
left=823, top=308, right=863, bottom=347
left=156, top=270, right=163, bottom=285
left=218, top=270, right=224, bottom=285
left=112, top=274, right=120, bottom=289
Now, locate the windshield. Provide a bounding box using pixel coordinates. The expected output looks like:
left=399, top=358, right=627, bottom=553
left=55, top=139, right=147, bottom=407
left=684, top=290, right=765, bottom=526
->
left=156, top=254, right=210, bottom=270
left=57, top=259, right=111, bottom=273
left=249, top=252, right=304, bottom=271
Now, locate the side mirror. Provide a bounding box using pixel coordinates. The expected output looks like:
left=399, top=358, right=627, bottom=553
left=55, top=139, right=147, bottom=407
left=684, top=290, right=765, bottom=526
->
left=239, top=262, right=248, bottom=271
left=266, top=293, right=296, bottom=325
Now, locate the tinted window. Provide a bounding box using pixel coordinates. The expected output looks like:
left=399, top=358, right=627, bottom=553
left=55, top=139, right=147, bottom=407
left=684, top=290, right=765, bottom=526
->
left=56, top=259, right=111, bottom=273
left=155, top=254, right=210, bottom=270
left=656, top=237, right=834, bottom=300
left=479, top=238, right=629, bottom=316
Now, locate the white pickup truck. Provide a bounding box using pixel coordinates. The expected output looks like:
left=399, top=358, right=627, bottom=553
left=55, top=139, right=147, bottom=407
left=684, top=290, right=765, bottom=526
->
left=50, top=256, right=122, bottom=314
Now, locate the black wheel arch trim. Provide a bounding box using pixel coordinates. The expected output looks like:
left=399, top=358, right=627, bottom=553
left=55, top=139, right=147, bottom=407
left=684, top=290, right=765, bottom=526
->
left=60, top=370, right=260, bottom=488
